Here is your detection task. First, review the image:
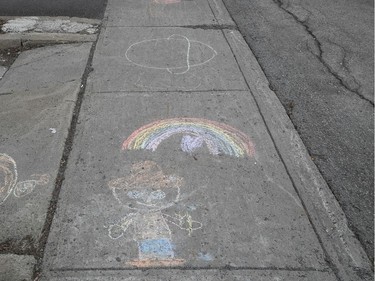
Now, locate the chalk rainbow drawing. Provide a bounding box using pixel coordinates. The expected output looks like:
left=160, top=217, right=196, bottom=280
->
left=125, top=34, right=217, bottom=75
left=122, top=118, right=255, bottom=157
left=0, top=153, right=50, bottom=205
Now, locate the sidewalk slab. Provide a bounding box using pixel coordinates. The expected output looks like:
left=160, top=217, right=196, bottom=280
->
left=43, top=92, right=329, bottom=271
left=105, top=0, right=233, bottom=27
left=0, top=43, right=91, bottom=248
left=0, top=254, right=35, bottom=281
left=41, top=269, right=337, bottom=281
left=87, top=27, right=247, bottom=92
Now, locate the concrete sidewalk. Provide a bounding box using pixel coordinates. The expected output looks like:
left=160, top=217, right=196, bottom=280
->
left=0, top=42, right=93, bottom=280
left=0, top=0, right=371, bottom=280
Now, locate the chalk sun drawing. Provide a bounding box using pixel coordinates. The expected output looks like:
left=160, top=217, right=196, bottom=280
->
left=125, top=34, right=217, bottom=75
left=107, top=161, right=202, bottom=267
left=0, top=153, right=50, bottom=205
left=122, top=118, right=255, bottom=158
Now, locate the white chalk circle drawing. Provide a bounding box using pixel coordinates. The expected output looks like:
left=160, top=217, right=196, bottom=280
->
left=0, top=153, right=50, bottom=205
left=107, top=161, right=202, bottom=267
left=125, top=34, right=217, bottom=75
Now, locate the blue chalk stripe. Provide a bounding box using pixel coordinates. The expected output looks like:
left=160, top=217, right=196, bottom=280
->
left=139, top=238, right=175, bottom=259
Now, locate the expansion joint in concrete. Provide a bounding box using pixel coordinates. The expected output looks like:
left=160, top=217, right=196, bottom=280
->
left=93, top=89, right=250, bottom=94
left=51, top=266, right=332, bottom=272
left=181, top=24, right=238, bottom=30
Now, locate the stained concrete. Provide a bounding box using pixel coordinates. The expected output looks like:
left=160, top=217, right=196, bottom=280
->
left=87, top=27, right=247, bottom=92
left=0, top=43, right=92, bottom=247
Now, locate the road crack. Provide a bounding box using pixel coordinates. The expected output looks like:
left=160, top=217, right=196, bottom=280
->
left=273, top=0, right=373, bottom=105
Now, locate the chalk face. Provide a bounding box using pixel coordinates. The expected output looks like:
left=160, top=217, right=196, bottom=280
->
left=108, top=161, right=183, bottom=211
left=113, top=185, right=180, bottom=211
left=0, top=154, right=17, bottom=205
left=125, top=34, right=217, bottom=75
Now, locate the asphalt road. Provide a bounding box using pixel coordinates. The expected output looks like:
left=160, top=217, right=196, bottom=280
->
left=222, top=0, right=374, bottom=261
left=0, top=0, right=107, bottom=19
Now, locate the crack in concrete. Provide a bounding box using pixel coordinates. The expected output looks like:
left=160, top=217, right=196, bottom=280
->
left=273, top=0, right=374, bottom=106
left=51, top=265, right=331, bottom=272
left=181, top=24, right=237, bottom=30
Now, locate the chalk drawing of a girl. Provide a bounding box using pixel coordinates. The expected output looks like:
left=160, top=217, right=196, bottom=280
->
left=107, top=161, right=202, bottom=267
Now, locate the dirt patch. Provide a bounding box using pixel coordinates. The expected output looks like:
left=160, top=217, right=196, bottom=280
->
left=0, top=235, right=37, bottom=256
left=0, top=18, right=5, bottom=34
left=0, top=46, right=21, bottom=68
left=0, top=44, right=60, bottom=72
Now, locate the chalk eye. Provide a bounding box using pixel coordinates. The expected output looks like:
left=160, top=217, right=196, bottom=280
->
left=127, top=190, right=142, bottom=199
left=149, top=190, right=166, bottom=200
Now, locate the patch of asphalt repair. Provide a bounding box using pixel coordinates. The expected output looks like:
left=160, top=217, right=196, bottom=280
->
left=273, top=0, right=373, bottom=106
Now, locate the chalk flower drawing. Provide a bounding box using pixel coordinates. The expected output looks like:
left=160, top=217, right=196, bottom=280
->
left=108, top=161, right=202, bottom=267
left=122, top=118, right=255, bottom=158
left=0, top=153, right=49, bottom=205
left=125, top=34, right=217, bottom=75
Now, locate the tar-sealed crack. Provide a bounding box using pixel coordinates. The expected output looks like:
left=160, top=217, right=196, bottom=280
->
left=182, top=24, right=237, bottom=30
left=273, top=0, right=374, bottom=106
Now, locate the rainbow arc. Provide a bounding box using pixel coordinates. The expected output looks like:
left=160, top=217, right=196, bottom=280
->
left=122, top=118, right=255, bottom=158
